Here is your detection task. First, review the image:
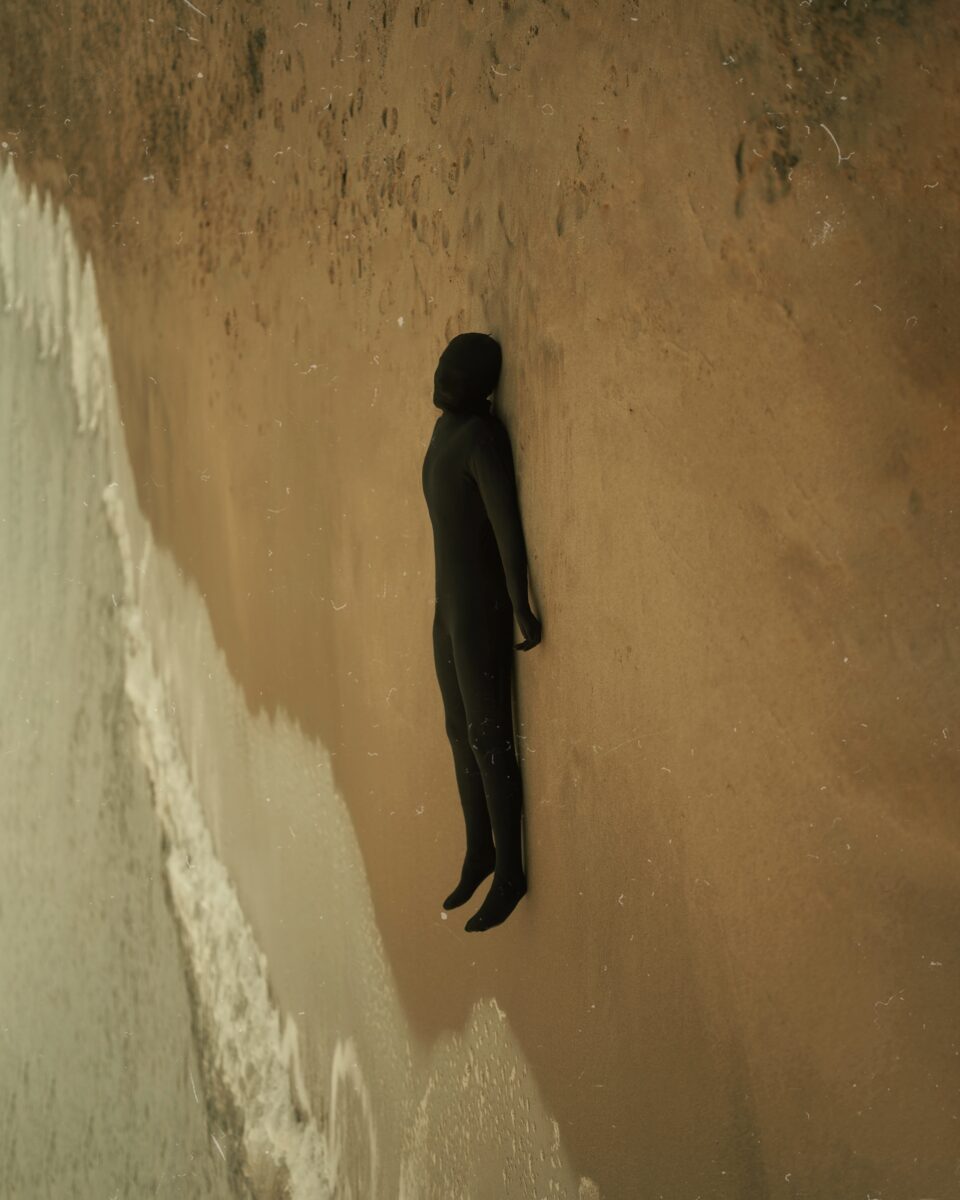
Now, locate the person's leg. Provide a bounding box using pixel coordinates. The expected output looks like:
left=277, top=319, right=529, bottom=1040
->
left=450, top=604, right=527, bottom=931
left=432, top=605, right=496, bottom=909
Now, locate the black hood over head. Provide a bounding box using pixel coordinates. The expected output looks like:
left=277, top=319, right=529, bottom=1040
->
left=433, top=332, right=502, bottom=415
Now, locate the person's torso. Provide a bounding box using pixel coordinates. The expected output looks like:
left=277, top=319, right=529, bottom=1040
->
left=422, top=414, right=508, bottom=607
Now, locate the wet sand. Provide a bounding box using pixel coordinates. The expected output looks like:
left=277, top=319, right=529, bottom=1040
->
left=3, top=1, right=958, bottom=1194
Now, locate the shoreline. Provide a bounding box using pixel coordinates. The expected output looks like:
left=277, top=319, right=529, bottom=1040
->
left=3, top=1, right=959, bottom=1193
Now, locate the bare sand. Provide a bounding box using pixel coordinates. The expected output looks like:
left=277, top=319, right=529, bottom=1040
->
left=3, top=1, right=958, bottom=1194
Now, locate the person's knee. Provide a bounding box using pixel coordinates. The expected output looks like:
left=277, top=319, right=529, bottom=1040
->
left=468, top=716, right=513, bottom=760
left=444, top=713, right=468, bottom=745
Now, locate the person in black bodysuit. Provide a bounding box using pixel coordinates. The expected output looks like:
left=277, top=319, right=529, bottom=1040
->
left=421, top=332, right=542, bottom=932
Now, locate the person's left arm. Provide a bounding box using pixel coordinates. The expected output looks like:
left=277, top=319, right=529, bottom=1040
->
left=468, top=420, right=542, bottom=649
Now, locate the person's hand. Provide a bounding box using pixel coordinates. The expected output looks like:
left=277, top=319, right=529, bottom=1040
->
left=515, top=607, right=542, bottom=652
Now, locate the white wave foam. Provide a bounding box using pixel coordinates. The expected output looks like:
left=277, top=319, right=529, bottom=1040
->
left=0, top=168, right=106, bottom=430
left=107, top=480, right=334, bottom=1198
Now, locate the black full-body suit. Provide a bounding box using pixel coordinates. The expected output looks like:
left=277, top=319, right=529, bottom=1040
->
left=421, top=333, right=540, bottom=931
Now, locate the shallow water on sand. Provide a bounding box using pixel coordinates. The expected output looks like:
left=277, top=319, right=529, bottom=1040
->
left=0, top=269, right=245, bottom=1198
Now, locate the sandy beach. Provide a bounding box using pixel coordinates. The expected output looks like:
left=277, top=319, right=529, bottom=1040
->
left=2, top=1, right=958, bottom=1195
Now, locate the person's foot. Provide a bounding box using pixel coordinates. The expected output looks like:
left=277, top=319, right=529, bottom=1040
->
left=464, top=873, right=527, bottom=932
left=443, top=852, right=496, bottom=910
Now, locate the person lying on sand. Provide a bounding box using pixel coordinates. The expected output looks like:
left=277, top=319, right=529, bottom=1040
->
left=421, top=332, right=542, bottom=932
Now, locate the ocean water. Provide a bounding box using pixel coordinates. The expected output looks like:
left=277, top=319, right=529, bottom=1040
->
left=0, top=191, right=245, bottom=1196
left=0, top=160, right=597, bottom=1200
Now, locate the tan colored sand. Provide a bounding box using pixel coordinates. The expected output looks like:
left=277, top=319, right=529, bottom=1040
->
left=4, top=1, right=959, bottom=1194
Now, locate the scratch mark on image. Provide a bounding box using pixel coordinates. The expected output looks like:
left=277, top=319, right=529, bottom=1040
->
left=820, top=123, right=854, bottom=165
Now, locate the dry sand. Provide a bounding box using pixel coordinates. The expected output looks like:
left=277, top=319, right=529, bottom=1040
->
left=3, top=1, right=958, bottom=1194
